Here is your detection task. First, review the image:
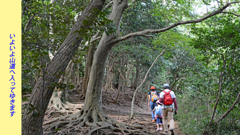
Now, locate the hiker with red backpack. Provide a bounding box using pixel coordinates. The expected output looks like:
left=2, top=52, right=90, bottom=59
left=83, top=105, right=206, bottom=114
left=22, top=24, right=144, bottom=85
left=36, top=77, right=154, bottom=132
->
left=159, top=84, right=178, bottom=135
left=148, top=86, right=159, bottom=122
left=152, top=100, right=163, bottom=131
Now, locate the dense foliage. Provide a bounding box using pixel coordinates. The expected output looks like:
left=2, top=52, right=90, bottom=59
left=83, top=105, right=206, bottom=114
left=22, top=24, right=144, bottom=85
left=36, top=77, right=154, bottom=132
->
left=177, top=15, right=240, bottom=135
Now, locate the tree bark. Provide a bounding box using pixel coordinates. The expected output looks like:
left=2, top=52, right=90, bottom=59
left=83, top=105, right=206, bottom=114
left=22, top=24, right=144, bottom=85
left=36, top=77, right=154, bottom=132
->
left=117, top=55, right=127, bottom=90
left=80, top=42, right=97, bottom=99
left=133, top=60, right=139, bottom=89
left=62, top=60, right=74, bottom=103
left=82, top=0, right=128, bottom=109
left=118, top=68, right=123, bottom=91
left=22, top=0, right=105, bottom=134
left=126, top=62, right=133, bottom=87
left=71, top=65, right=77, bottom=87
left=104, top=52, right=115, bottom=92
left=76, top=63, right=80, bottom=88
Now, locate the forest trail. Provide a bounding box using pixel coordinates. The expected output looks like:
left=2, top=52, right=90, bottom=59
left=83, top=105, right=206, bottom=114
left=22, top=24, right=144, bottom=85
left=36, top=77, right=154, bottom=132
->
left=107, top=110, right=185, bottom=135
left=67, top=89, right=186, bottom=135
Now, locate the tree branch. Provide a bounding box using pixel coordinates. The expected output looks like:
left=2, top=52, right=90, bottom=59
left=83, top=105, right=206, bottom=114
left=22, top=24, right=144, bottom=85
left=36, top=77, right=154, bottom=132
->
left=142, top=34, right=154, bottom=38
left=24, top=13, right=38, bottom=32
left=136, top=49, right=165, bottom=90
left=90, top=36, right=101, bottom=43
left=130, top=49, right=165, bottom=119
left=103, top=0, right=113, bottom=10
left=22, top=5, right=27, bottom=19
left=89, top=31, right=101, bottom=43
left=171, top=77, right=181, bottom=90
left=202, top=0, right=211, bottom=5
left=209, top=55, right=226, bottom=124
left=221, top=11, right=240, bottom=17
left=214, top=92, right=240, bottom=123
left=216, top=0, right=225, bottom=6
left=128, top=0, right=138, bottom=6
left=111, top=2, right=238, bottom=44
left=118, top=68, right=125, bottom=79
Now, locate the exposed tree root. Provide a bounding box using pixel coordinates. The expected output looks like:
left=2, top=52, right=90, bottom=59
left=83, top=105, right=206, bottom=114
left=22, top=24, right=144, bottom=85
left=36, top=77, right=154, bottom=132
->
left=43, top=108, right=166, bottom=135
left=87, top=125, right=111, bottom=135
left=45, top=91, right=83, bottom=118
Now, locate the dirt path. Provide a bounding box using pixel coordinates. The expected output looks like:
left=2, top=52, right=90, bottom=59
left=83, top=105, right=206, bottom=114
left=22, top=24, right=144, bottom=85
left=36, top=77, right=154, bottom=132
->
left=106, top=110, right=185, bottom=135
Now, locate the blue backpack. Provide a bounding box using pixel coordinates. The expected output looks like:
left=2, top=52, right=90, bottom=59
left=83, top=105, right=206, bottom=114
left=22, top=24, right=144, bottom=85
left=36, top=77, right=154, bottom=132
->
left=155, top=106, right=162, bottom=115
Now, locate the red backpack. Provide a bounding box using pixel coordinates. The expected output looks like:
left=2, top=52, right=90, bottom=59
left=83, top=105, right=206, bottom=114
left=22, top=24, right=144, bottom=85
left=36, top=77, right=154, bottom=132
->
left=163, top=90, right=173, bottom=105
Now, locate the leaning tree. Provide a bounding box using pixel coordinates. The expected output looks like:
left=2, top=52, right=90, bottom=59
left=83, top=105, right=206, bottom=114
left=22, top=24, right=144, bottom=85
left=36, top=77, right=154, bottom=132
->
left=22, top=0, right=106, bottom=134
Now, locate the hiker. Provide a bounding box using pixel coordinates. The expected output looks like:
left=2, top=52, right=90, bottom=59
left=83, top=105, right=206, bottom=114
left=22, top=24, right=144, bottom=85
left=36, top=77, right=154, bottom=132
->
left=152, top=100, right=163, bottom=131
left=148, top=86, right=159, bottom=122
left=159, top=84, right=178, bottom=135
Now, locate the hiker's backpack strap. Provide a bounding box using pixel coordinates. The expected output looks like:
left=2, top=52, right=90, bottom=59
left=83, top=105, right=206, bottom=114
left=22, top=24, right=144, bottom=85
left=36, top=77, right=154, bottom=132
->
left=163, top=90, right=171, bottom=95
left=151, top=91, right=156, bottom=96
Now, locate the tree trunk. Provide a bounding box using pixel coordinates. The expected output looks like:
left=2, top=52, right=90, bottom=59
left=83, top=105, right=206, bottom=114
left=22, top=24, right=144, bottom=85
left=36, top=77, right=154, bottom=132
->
left=64, top=60, right=73, bottom=84
left=133, top=60, right=139, bottom=89
left=122, top=55, right=128, bottom=86
left=22, top=1, right=105, bottom=134
left=125, top=62, right=133, bottom=87
left=118, top=68, right=123, bottom=91
left=104, top=52, right=115, bottom=92
left=74, top=0, right=129, bottom=127
left=62, top=60, right=74, bottom=103
left=70, top=64, right=76, bottom=87
left=118, top=56, right=127, bottom=90
left=80, top=42, right=97, bottom=99
left=76, top=63, right=80, bottom=88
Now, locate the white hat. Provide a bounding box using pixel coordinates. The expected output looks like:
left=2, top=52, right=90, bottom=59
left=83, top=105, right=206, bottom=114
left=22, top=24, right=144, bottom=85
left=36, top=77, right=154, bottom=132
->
left=164, top=84, right=169, bottom=88
left=156, top=100, right=162, bottom=104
